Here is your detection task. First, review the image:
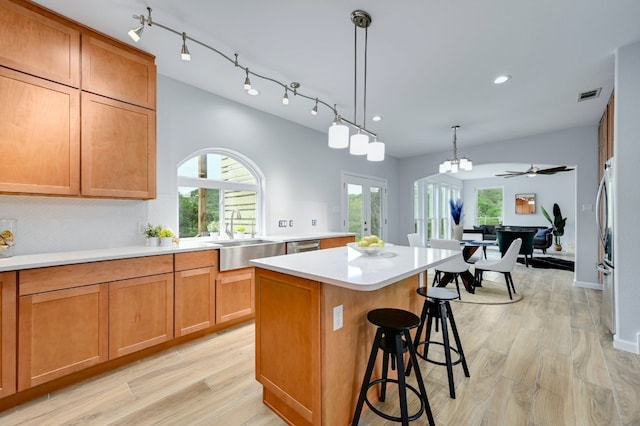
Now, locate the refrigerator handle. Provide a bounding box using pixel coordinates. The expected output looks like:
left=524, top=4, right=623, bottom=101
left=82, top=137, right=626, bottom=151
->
left=595, top=177, right=607, bottom=248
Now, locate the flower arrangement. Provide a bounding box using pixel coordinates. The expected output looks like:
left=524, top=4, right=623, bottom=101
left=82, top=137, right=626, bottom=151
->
left=236, top=226, right=246, bottom=233
left=449, top=198, right=463, bottom=225
left=158, top=228, right=174, bottom=238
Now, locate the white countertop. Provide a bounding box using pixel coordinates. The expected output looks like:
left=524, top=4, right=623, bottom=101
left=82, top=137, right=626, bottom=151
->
left=0, top=232, right=356, bottom=272
left=250, top=245, right=457, bottom=291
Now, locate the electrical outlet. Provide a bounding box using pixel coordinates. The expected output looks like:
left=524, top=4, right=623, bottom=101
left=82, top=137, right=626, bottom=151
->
left=289, top=220, right=294, bottom=227
left=312, top=219, right=318, bottom=226
left=333, top=305, right=343, bottom=331
left=278, top=220, right=287, bottom=227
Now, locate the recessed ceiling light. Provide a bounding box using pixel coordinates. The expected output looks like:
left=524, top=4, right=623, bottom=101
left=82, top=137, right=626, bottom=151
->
left=246, top=88, right=260, bottom=96
left=372, top=115, right=382, bottom=122
left=494, top=75, right=511, bottom=85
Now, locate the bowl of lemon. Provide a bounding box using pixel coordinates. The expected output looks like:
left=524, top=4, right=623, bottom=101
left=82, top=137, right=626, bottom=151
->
left=347, top=235, right=392, bottom=256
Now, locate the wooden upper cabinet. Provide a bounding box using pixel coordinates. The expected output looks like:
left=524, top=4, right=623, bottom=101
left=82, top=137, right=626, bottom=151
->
left=0, top=0, right=80, bottom=87
left=82, top=34, right=156, bottom=109
left=0, top=67, right=80, bottom=196
left=81, top=92, right=156, bottom=199
left=0, top=272, right=17, bottom=398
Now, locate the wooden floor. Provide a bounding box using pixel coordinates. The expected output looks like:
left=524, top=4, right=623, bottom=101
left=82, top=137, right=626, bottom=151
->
left=1, top=253, right=639, bottom=425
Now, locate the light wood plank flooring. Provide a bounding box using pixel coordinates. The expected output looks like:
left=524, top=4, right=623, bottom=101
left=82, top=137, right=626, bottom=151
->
left=1, top=254, right=638, bottom=425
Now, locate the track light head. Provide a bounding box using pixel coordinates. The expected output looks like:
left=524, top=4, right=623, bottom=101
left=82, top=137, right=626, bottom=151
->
left=282, top=88, right=289, bottom=105
left=244, top=69, right=252, bottom=91
left=311, top=99, right=318, bottom=116
left=180, top=32, right=191, bottom=61
left=128, top=15, right=145, bottom=42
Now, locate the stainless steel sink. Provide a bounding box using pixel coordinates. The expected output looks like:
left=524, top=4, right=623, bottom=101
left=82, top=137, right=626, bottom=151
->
left=216, top=239, right=285, bottom=270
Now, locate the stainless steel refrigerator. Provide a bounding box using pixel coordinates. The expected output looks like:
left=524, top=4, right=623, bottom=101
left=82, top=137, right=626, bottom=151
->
left=596, top=157, right=615, bottom=334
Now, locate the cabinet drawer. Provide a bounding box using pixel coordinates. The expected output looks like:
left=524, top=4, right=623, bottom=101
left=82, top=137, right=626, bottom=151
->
left=175, top=250, right=217, bottom=271
left=19, top=255, right=173, bottom=296
left=0, top=0, right=80, bottom=87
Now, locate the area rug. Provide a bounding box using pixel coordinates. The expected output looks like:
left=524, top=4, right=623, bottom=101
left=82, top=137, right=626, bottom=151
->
left=452, top=280, right=523, bottom=305
left=517, top=256, right=575, bottom=271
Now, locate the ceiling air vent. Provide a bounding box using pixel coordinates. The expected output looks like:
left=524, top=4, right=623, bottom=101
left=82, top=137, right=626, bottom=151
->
left=577, top=88, right=602, bottom=102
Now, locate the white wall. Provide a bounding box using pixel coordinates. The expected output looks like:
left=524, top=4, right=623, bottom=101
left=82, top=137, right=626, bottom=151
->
left=398, top=126, right=599, bottom=287
left=613, top=41, right=640, bottom=352
left=461, top=172, right=576, bottom=248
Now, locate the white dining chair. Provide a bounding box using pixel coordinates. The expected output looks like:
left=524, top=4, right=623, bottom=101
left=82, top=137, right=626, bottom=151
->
left=429, top=239, right=470, bottom=299
left=473, top=238, right=522, bottom=299
left=407, top=233, right=425, bottom=247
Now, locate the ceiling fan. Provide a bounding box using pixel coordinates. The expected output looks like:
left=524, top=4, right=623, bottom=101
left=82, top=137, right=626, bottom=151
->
left=496, top=164, right=575, bottom=178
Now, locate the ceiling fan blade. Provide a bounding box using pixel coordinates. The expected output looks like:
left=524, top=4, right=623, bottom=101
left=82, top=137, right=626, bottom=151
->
left=496, top=172, right=524, bottom=177
left=504, top=171, right=526, bottom=174
left=537, top=166, right=574, bottom=174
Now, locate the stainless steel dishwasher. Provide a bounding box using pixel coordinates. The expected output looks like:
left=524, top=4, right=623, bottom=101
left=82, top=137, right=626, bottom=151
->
left=286, top=239, right=321, bottom=254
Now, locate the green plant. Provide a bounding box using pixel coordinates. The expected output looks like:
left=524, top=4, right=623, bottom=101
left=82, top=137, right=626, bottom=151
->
left=541, top=203, right=566, bottom=246
left=158, top=228, right=174, bottom=238
left=207, top=221, right=219, bottom=232
left=143, top=223, right=162, bottom=238
left=236, top=226, right=246, bottom=233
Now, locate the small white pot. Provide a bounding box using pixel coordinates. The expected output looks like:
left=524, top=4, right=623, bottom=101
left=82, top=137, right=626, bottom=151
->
left=160, top=237, right=173, bottom=247
left=145, top=237, right=159, bottom=247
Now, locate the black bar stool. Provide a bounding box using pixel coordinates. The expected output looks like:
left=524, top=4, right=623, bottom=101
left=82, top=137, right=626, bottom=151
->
left=352, top=308, right=435, bottom=426
left=409, top=287, right=470, bottom=399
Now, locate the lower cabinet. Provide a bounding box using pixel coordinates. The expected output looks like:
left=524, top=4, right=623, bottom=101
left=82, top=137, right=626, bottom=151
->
left=109, top=273, right=174, bottom=359
left=320, top=236, right=355, bottom=250
left=216, top=268, right=255, bottom=324
left=174, top=251, right=217, bottom=337
left=0, top=272, right=16, bottom=397
left=18, top=284, right=108, bottom=391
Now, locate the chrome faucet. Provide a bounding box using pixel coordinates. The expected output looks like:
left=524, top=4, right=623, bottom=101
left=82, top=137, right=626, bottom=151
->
left=226, top=209, right=242, bottom=239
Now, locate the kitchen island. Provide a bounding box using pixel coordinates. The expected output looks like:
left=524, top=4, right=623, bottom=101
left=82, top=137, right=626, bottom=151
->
left=251, top=245, right=456, bottom=426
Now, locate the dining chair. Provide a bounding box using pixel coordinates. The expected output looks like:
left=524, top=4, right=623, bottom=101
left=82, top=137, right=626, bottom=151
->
left=429, top=239, right=470, bottom=299
left=407, top=233, right=425, bottom=247
left=473, top=238, right=522, bottom=299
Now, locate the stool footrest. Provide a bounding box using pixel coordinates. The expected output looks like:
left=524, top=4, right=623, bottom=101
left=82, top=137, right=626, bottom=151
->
left=415, top=340, right=465, bottom=367
left=363, top=378, right=425, bottom=422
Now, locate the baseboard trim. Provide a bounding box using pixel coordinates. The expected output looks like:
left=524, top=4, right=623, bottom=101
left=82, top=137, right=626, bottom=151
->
left=574, top=279, right=601, bottom=290
left=613, top=333, right=640, bottom=354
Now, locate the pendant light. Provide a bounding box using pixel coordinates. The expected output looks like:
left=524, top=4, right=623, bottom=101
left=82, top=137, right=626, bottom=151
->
left=328, top=115, right=349, bottom=148
left=439, top=125, right=473, bottom=173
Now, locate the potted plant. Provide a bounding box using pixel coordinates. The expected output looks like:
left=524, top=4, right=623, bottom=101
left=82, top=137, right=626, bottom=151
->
left=235, top=225, right=246, bottom=239
left=541, top=203, right=567, bottom=251
left=158, top=227, right=175, bottom=247
left=143, top=223, right=162, bottom=247
left=449, top=198, right=464, bottom=240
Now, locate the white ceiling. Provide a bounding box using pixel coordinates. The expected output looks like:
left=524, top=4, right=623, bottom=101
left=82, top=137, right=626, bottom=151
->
left=33, top=0, right=640, bottom=159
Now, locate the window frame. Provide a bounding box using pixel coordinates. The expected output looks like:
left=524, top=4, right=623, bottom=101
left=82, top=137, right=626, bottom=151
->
left=177, top=148, right=265, bottom=238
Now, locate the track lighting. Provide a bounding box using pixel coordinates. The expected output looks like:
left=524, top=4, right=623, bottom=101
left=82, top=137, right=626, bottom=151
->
left=128, top=8, right=385, bottom=161
left=180, top=33, right=190, bottom=61
left=243, top=69, right=251, bottom=91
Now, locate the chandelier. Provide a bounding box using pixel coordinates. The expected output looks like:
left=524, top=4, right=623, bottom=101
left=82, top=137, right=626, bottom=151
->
left=439, top=125, right=473, bottom=173
left=128, top=8, right=384, bottom=162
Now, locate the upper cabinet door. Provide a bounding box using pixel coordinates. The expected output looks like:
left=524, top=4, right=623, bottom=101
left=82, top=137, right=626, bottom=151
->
left=0, top=67, right=80, bottom=196
left=0, top=0, right=80, bottom=87
left=81, top=35, right=156, bottom=109
left=81, top=93, right=156, bottom=199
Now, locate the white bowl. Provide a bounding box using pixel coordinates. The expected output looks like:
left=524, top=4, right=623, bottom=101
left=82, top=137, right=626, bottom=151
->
left=347, top=242, right=393, bottom=256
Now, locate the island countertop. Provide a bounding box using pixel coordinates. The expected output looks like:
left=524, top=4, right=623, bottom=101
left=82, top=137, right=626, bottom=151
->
left=250, top=245, right=457, bottom=291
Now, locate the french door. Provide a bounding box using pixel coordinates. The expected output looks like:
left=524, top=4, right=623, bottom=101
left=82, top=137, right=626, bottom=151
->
left=341, top=173, right=388, bottom=241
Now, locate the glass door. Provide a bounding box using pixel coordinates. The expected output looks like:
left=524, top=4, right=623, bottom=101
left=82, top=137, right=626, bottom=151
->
left=342, top=173, right=387, bottom=241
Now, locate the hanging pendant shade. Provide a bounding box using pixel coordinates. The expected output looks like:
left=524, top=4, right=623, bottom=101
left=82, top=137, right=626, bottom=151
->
left=367, top=139, right=385, bottom=161
left=328, top=121, right=350, bottom=149
left=350, top=132, right=369, bottom=155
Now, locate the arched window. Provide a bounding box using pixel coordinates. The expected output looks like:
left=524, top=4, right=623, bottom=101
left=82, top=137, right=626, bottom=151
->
left=178, top=149, right=263, bottom=238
